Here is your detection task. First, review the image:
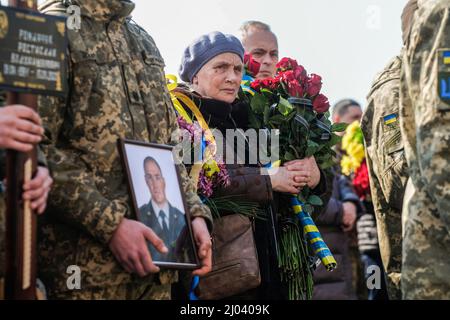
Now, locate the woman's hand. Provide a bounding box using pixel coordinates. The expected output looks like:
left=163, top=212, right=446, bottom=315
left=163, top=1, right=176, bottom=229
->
left=284, top=157, right=321, bottom=189
left=266, top=166, right=305, bottom=194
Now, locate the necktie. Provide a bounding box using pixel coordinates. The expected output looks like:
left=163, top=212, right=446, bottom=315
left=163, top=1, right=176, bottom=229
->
left=159, top=210, right=169, bottom=234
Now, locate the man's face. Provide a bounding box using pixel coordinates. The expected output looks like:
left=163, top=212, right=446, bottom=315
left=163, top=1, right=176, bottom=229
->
left=336, top=105, right=363, bottom=124
left=243, top=30, right=279, bottom=79
left=333, top=105, right=363, bottom=136
left=144, top=161, right=167, bottom=206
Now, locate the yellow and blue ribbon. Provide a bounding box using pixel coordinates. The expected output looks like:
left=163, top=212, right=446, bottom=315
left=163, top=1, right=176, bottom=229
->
left=290, top=197, right=337, bottom=271
left=241, top=74, right=256, bottom=96
left=267, top=161, right=337, bottom=272
left=166, top=74, right=218, bottom=300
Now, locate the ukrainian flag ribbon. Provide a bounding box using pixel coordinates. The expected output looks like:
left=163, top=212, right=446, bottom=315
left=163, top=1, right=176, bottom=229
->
left=267, top=161, right=337, bottom=272
left=166, top=74, right=218, bottom=182
left=290, top=197, right=337, bottom=271
left=241, top=74, right=256, bottom=96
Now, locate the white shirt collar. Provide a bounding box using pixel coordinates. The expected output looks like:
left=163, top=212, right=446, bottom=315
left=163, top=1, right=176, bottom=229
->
left=151, top=199, right=170, bottom=229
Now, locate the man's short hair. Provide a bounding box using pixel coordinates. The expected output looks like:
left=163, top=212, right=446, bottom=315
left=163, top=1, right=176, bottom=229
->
left=332, top=99, right=361, bottom=118
left=143, top=156, right=162, bottom=174
left=240, top=20, right=277, bottom=43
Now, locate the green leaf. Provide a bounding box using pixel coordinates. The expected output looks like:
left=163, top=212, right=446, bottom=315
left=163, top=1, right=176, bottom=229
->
left=263, top=103, right=271, bottom=125
left=278, top=97, right=293, bottom=116
left=305, top=139, right=320, bottom=157
left=250, top=93, right=267, bottom=114
left=308, top=195, right=323, bottom=206
left=307, top=140, right=320, bottom=148
left=248, top=112, right=261, bottom=129
left=297, top=192, right=307, bottom=203
left=319, top=158, right=335, bottom=170
left=331, top=122, right=348, bottom=132
left=303, top=204, right=313, bottom=214
left=284, top=151, right=296, bottom=161
left=268, top=114, right=287, bottom=126
left=327, top=133, right=342, bottom=147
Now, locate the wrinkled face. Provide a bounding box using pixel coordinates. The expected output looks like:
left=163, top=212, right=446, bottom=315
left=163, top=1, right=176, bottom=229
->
left=192, top=52, right=243, bottom=103
left=243, top=30, right=279, bottom=79
left=144, top=161, right=166, bottom=206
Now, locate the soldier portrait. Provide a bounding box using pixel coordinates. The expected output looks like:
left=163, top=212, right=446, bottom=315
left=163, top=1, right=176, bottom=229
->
left=120, top=140, right=198, bottom=268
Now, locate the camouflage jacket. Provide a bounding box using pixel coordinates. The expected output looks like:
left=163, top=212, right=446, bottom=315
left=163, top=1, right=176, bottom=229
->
left=399, top=0, right=450, bottom=298
left=37, top=0, right=212, bottom=293
left=400, top=0, right=449, bottom=232
left=361, top=55, right=408, bottom=299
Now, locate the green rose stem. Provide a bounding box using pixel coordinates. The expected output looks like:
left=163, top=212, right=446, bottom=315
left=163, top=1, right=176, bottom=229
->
left=278, top=220, right=313, bottom=300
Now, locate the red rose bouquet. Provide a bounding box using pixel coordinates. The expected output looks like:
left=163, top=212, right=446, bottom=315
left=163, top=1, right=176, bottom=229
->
left=242, top=57, right=347, bottom=300
left=245, top=57, right=346, bottom=211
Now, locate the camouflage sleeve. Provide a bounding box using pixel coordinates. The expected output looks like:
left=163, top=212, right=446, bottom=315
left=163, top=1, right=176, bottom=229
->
left=163, top=80, right=213, bottom=232
left=38, top=95, right=127, bottom=245
left=403, top=3, right=450, bottom=226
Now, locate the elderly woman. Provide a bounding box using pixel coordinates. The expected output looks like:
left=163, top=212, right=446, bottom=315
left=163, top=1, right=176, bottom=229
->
left=173, top=32, right=327, bottom=300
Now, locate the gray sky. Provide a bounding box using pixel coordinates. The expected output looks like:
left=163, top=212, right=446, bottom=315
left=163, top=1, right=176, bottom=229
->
left=7, top=0, right=408, bottom=108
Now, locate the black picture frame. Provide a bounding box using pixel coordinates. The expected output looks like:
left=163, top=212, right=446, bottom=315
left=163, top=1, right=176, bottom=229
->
left=118, top=139, right=200, bottom=270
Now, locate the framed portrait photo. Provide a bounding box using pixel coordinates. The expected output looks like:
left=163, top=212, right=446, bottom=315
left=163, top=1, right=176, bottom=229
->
left=119, top=139, right=200, bottom=270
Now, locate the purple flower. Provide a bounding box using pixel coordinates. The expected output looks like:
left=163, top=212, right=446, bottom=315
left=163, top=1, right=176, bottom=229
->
left=198, top=169, right=214, bottom=198
left=216, top=162, right=230, bottom=187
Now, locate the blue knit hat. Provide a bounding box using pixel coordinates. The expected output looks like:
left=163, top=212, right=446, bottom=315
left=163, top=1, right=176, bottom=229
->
left=179, top=31, right=245, bottom=83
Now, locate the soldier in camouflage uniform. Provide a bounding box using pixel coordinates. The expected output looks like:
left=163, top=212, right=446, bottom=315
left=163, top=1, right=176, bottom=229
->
left=37, top=0, right=213, bottom=299
left=361, top=55, right=408, bottom=300
left=399, top=0, right=450, bottom=299
left=360, top=0, right=419, bottom=300
left=0, top=91, right=53, bottom=299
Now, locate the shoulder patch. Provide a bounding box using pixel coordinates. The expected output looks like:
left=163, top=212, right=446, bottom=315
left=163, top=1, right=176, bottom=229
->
left=437, top=49, right=450, bottom=110
left=383, top=113, right=398, bottom=126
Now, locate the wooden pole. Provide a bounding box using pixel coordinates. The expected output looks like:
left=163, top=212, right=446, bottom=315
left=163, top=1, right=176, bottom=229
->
left=4, top=0, right=39, bottom=300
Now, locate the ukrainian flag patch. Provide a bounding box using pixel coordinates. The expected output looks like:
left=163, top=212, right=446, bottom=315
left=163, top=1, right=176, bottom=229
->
left=383, top=113, right=397, bottom=125
left=438, top=50, right=450, bottom=108
left=444, top=51, right=450, bottom=65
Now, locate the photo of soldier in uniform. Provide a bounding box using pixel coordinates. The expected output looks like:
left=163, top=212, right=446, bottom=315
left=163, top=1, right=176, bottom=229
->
left=120, top=140, right=198, bottom=268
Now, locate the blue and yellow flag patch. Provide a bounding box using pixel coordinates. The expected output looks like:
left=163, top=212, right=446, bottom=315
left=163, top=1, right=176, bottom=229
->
left=438, top=50, right=450, bottom=107
left=443, top=51, right=450, bottom=65
left=383, top=113, right=397, bottom=125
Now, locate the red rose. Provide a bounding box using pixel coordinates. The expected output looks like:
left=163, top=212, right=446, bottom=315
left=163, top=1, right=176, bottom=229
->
left=261, top=78, right=273, bottom=88
left=306, top=74, right=322, bottom=97
left=244, top=53, right=261, bottom=77
left=250, top=79, right=263, bottom=91
left=287, top=79, right=304, bottom=97
left=280, top=71, right=305, bottom=97
left=270, top=75, right=281, bottom=90
left=353, top=160, right=370, bottom=200
left=312, top=93, right=330, bottom=113
left=276, top=57, right=299, bottom=71
left=280, top=70, right=296, bottom=83
left=250, top=78, right=274, bottom=91
left=294, top=65, right=308, bottom=83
